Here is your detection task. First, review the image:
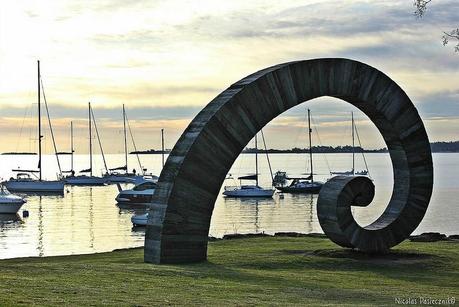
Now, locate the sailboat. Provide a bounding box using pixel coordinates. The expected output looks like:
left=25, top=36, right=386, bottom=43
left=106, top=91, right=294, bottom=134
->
left=223, top=133, right=275, bottom=198
left=275, top=109, right=323, bottom=194
left=104, top=105, right=157, bottom=183
left=330, top=112, right=369, bottom=176
left=3, top=61, right=64, bottom=193
left=64, top=104, right=107, bottom=186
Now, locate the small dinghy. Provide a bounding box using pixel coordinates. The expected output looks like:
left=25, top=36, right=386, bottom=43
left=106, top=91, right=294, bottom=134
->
left=131, top=212, right=148, bottom=227
left=0, top=184, right=26, bottom=214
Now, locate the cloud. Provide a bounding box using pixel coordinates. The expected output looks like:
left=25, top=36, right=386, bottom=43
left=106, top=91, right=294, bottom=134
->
left=417, top=90, right=459, bottom=118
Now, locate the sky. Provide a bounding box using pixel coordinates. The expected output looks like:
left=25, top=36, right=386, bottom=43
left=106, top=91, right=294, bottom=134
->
left=0, top=0, right=457, bottom=154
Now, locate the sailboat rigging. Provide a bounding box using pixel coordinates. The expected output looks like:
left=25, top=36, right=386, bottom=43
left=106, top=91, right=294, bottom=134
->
left=223, top=131, right=275, bottom=198
left=104, top=104, right=157, bottom=183
left=64, top=103, right=107, bottom=186
left=3, top=60, right=64, bottom=193
left=330, top=112, right=369, bottom=177
left=274, top=109, right=323, bottom=194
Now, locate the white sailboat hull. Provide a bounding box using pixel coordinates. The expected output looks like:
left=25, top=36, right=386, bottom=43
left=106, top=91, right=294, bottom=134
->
left=4, top=180, right=64, bottom=193
left=64, top=176, right=106, bottom=186
left=223, top=185, right=275, bottom=198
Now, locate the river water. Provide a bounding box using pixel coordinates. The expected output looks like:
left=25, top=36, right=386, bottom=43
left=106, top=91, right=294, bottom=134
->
left=0, top=153, right=457, bottom=259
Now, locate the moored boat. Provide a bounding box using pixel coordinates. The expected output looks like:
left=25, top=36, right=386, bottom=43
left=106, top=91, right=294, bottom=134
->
left=115, top=180, right=156, bottom=205
left=0, top=184, right=26, bottom=214
left=4, top=173, right=64, bottom=193
left=3, top=61, right=65, bottom=194
left=223, top=184, right=274, bottom=197
left=64, top=104, right=107, bottom=186
left=274, top=109, right=324, bottom=194
left=64, top=175, right=107, bottom=186
left=330, top=112, right=370, bottom=177
left=131, top=213, right=148, bottom=227
left=104, top=105, right=159, bottom=183
left=223, top=132, right=275, bottom=198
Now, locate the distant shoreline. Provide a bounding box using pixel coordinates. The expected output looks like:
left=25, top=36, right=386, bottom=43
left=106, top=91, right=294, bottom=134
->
left=130, top=141, right=459, bottom=154
left=1, top=152, right=37, bottom=155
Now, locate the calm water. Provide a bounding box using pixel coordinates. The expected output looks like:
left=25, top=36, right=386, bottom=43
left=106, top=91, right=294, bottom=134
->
left=0, top=152, right=457, bottom=259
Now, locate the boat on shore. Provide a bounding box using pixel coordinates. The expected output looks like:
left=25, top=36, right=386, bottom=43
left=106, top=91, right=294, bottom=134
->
left=0, top=184, right=26, bottom=214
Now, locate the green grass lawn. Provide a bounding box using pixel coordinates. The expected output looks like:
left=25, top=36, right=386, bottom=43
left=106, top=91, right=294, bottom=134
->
left=0, top=236, right=458, bottom=306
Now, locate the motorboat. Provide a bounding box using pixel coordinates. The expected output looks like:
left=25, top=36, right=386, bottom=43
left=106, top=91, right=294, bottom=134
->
left=276, top=179, right=323, bottom=194
left=131, top=212, right=148, bottom=227
left=115, top=180, right=156, bottom=205
left=222, top=132, right=275, bottom=198
left=0, top=184, right=26, bottom=214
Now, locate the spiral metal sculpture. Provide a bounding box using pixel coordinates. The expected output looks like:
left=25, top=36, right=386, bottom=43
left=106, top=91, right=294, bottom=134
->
left=144, top=58, right=433, bottom=263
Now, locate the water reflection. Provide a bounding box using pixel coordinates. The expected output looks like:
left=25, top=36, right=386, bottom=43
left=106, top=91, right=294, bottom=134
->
left=0, top=214, right=22, bottom=224
left=0, top=153, right=457, bottom=259
left=0, top=185, right=145, bottom=259
left=209, top=193, right=320, bottom=237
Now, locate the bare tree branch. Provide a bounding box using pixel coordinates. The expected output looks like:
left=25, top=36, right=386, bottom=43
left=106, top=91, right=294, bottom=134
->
left=442, top=29, right=459, bottom=52
left=414, top=0, right=432, bottom=18
left=413, top=0, right=458, bottom=53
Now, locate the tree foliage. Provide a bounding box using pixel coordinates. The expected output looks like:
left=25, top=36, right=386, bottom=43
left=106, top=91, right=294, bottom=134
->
left=413, top=0, right=459, bottom=52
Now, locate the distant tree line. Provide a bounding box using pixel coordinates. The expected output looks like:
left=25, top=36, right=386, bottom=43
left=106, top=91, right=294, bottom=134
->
left=242, top=141, right=459, bottom=154
left=430, top=141, right=459, bottom=152
left=129, top=141, right=459, bottom=154
left=243, top=146, right=386, bottom=154
left=130, top=149, right=171, bottom=154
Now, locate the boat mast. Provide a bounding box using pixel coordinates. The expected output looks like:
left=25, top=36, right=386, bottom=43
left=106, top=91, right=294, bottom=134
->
left=161, top=129, right=165, bottom=168
left=351, top=111, right=355, bottom=175
left=255, top=134, right=258, bottom=186
left=89, top=102, right=93, bottom=177
left=308, top=109, right=313, bottom=183
left=123, top=104, right=128, bottom=173
left=90, top=106, right=109, bottom=174
left=38, top=60, right=42, bottom=181
left=71, top=121, right=74, bottom=172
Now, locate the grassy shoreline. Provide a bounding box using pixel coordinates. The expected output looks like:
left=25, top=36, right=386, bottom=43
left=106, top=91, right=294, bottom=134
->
left=1, top=237, right=458, bottom=306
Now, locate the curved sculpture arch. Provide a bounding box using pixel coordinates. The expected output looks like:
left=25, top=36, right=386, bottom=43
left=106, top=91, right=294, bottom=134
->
left=145, top=58, right=433, bottom=263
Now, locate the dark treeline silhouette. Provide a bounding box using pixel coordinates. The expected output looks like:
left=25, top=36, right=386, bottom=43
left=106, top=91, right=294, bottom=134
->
left=130, top=149, right=171, bottom=154
left=242, top=141, right=459, bottom=154
left=123, top=141, right=459, bottom=155
left=243, top=146, right=386, bottom=154
left=430, top=141, right=459, bottom=152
